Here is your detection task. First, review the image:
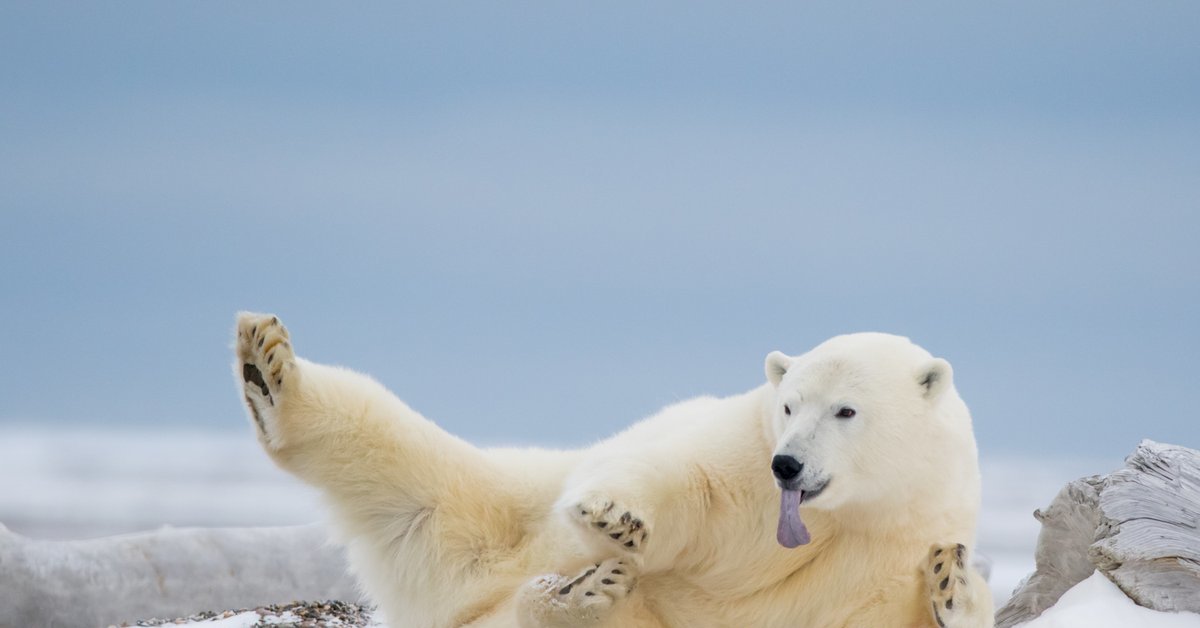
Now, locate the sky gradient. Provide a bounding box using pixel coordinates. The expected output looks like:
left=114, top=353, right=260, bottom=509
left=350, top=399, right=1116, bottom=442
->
left=2, top=2, right=1198, bottom=458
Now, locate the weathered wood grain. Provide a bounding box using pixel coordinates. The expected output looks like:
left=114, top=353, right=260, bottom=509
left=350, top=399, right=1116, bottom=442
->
left=1091, top=442, right=1200, bottom=613
left=995, top=440, right=1200, bottom=627
left=0, top=523, right=360, bottom=628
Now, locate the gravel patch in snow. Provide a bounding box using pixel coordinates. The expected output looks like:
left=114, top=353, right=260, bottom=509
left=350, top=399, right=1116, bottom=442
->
left=110, top=601, right=379, bottom=628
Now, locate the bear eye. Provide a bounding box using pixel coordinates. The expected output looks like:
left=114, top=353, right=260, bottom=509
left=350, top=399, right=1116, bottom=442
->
left=784, top=404, right=791, bottom=416
left=836, top=407, right=856, bottom=419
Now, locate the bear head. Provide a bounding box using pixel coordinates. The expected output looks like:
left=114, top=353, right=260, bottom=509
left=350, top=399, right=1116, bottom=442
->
left=763, top=332, right=967, bottom=547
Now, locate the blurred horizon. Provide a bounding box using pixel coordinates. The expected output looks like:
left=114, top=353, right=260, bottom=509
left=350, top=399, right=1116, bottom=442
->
left=2, top=2, right=1198, bottom=459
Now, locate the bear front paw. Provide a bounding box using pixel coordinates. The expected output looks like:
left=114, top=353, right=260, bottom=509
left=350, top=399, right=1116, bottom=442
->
left=570, top=496, right=650, bottom=554
left=925, top=543, right=982, bottom=628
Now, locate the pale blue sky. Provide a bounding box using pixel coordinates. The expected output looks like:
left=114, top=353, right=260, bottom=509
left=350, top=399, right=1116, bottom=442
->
left=1, top=2, right=1197, bottom=458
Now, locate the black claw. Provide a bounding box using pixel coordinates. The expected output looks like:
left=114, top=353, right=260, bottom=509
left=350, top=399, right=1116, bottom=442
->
left=594, top=521, right=607, bottom=528
left=940, top=576, right=949, bottom=590
left=945, top=597, right=953, bottom=610
left=934, top=562, right=942, bottom=574
left=601, top=578, right=614, bottom=585
left=584, top=591, right=594, bottom=596
left=609, top=533, right=622, bottom=540
left=624, top=540, right=635, bottom=548
left=612, top=569, right=623, bottom=575
left=257, top=337, right=264, bottom=348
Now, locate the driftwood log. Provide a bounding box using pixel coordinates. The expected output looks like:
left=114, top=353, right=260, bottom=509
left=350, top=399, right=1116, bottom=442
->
left=996, top=440, right=1200, bottom=627
left=0, top=523, right=360, bottom=628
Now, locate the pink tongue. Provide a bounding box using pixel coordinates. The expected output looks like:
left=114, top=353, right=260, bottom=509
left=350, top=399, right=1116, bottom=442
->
left=777, top=489, right=810, bottom=548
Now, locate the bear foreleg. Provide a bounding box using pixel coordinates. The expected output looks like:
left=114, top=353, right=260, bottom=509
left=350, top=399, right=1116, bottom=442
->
left=555, top=454, right=712, bottom=572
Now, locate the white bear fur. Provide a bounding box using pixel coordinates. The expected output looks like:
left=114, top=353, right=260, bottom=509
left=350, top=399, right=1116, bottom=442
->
left=234, top=315, right=993, bottom=628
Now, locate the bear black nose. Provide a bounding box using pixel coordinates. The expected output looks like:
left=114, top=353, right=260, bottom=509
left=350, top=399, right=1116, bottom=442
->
left=771, top=455, right=803, bottom=481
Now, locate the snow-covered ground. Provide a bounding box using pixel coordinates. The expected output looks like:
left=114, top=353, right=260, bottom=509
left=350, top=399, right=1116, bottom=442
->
left=0, top=426, right=1123, bottom=607
left=1022, top=571, right=1200, bottom=627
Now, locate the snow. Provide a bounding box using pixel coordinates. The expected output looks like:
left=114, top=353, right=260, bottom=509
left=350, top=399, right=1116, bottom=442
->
left=261, top=611, right=304, bottom=625
left=0, top=426, right=326, bottom=539
left=1020, top=571, right=1200, bottom=628
left=180, top=611, right=261, bottom=627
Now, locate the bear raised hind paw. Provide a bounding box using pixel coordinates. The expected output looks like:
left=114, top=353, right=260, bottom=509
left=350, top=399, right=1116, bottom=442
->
left=236, top=312, right=296, bottom=443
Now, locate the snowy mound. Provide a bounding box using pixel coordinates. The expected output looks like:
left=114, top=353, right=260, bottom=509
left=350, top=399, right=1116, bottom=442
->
left=1020, top=572, right=1200, bottom=628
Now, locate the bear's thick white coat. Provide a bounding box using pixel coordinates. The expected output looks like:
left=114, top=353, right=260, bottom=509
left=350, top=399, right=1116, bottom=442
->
left=234, top=315, right=992, bottom=628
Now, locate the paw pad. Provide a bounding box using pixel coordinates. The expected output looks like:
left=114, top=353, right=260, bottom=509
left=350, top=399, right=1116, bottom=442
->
left=243, top=363, right=270, bottom=397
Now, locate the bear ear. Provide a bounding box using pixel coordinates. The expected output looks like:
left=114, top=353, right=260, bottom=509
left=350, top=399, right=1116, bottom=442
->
left=917, top=358, right=953, bottom=399
left=765, top=351, right=791, bottom=387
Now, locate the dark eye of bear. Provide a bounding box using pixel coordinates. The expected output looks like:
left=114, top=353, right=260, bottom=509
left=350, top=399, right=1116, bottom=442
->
left=836, top=407, right=856, bottom=419
left=784, top=404, right=791, bottom=416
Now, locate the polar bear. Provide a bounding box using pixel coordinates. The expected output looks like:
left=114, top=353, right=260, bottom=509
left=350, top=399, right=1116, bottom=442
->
left=234, top=313, right=992, bottom=628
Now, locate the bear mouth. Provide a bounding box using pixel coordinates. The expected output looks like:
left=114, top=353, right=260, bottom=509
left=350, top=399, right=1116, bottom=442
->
left=776, top=478, right=830, bottom=549
left=801, top=478, right=830, bottom=501
left=775, top=476, right=830, bottom=498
